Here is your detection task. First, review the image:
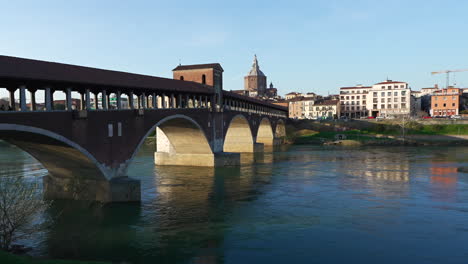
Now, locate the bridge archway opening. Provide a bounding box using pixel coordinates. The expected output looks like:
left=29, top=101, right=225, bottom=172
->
left=120, top=93, right=130, bottom=109
left=156, top=117, right=212, bottom=155
left=0, top=124, right=127, bottom=201
left=0, top=125, right=109, bottom=181
left=257, top=118, right=274, bottom=146
left=223, top=115, right=254, bottom=153
left=133, top=115, right=215, bottom=167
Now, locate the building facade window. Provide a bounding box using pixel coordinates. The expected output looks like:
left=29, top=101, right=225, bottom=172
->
left=202, top=74, right=206, bottom=84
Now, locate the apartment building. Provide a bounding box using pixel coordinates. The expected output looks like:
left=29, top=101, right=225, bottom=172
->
left=309, top=100, right=340, bottom=119
left=285, top=92, right=301, bottom=100
left=288, top=97, right=315, bottom=119
left=366, top=80, right=413, bottom=117
left=339, top=85, right=370, bottom=118
left=430, top=87, right=462, bottom=116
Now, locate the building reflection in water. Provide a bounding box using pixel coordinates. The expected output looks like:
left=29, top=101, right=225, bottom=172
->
left=335, top=149, right=410, bottom=199
left=430, top=162, right=458, bottom=203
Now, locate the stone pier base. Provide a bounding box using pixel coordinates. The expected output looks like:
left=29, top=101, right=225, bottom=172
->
left=43, top=175, right=141, bottom=203
left=155, top=152, right=240, bottom=167
left=254, top=143, right=264, bottom=152
left=273, top=137, right=284, bottom=145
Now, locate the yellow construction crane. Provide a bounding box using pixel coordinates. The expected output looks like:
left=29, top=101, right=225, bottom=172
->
left=431, top=69, right=468, bottom=88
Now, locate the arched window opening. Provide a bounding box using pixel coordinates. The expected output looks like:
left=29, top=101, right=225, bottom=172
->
left=180, top=76, right=184, bottom=81
left=202, top=74, right=206, bottom=84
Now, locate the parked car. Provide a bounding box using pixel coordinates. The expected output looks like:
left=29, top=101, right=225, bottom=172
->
left=376, top=116, right=385, bottom=119
left=422, top=116, right=432, bottom=119
left=451, top=115, right=461, bottom=119
left=367, top=116, right=375, bottom=119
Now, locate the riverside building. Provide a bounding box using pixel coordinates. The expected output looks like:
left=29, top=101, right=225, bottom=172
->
left=339, top=85, right=370, bottom=118
left=430, top=87, right=463, bottom=117
left=366, top=80, right=413, bottom=118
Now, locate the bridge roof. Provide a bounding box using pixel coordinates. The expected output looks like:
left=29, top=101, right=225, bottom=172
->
left=223, top=91, right=288, bottom=111
left=0, top=55, right=213, bottom=94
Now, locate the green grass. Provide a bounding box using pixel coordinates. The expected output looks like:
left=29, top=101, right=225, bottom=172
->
left=0, top=250, right=108, bottom=264
left=293, top=124, right=467, bottom=145
left=361, top=124, right=467, bottom=136
left=294, top=130, right=391, bottom=144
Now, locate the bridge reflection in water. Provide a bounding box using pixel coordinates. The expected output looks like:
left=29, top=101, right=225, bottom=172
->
left=40, top=142, right=275, bottom=263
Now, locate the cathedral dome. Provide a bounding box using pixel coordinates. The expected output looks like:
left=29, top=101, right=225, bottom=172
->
left=247, top=55, right=265, bottom=76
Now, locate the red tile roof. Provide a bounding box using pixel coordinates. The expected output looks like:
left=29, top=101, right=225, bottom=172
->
left=340, top=86, right=371, bottom=90
left=0, top=55, right=213, bottom=94
left=172, top=63, right=224, bottom=72
left=375, top=81, right=406, bottom=85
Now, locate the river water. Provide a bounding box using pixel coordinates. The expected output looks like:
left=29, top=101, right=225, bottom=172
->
left=1, top=141, right=468, bottom=264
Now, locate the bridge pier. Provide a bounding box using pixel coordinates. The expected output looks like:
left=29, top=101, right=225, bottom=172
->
left=154, top=152, right=240, bottom=167
left=43, top=176, right=141, bottom=203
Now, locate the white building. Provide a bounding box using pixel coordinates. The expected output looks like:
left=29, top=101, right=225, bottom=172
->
left=285, top=92, right=301, bottom=100
left=339, top=85, right=370, bottom=118
left=288, top=97, right=315, bottom=119
left=309, top=100, right=340, bottom=119
left=366, top=80, right=413, bottom=117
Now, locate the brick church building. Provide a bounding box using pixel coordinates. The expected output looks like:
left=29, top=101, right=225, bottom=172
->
left=242, top=55, right=277, bottom=99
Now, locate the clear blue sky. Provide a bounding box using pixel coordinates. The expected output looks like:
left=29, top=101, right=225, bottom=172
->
left=1, top=0, right=468, bottom=97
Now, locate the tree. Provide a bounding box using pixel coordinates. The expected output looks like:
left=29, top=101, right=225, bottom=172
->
left=0, top=176, right=50, bottom=251
left=397, top=114, right=411, bottom=143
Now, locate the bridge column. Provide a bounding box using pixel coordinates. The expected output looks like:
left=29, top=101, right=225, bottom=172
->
left=171, top=94, right=175, bottom=108
left=135, top=94, right=141, bottom=109
left=162, top=93, right=167, bottom=108
left=177, top=94, right=182, bottom=108
left=102, top=90, right=108, bottom=110
left=129, top=91, right=134, bottom=109
left=29, top=88, right=37, bottom=111
left=19, top=85, right=27, bottom=111
left=152, top=93, right=157, bottom=108
left=141, top=93, right=147, bottom=108
left=65, top=88, right=72, bottom=110
left=116, top=91, right=122, bottom=109
left=94, top=92, right=99, bottom=110
left=45, top=87, right=52, bottom=111
left=85, top=89, right=91, bottom=110
left=146, top=94, right=150, bottom=109
left=7, top=88, right=16, bottom=110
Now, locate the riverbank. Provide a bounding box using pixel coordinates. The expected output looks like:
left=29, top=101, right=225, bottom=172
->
left=0, top=251, right=108, bottom=264
left=287, top=119, right=468, bottom=146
